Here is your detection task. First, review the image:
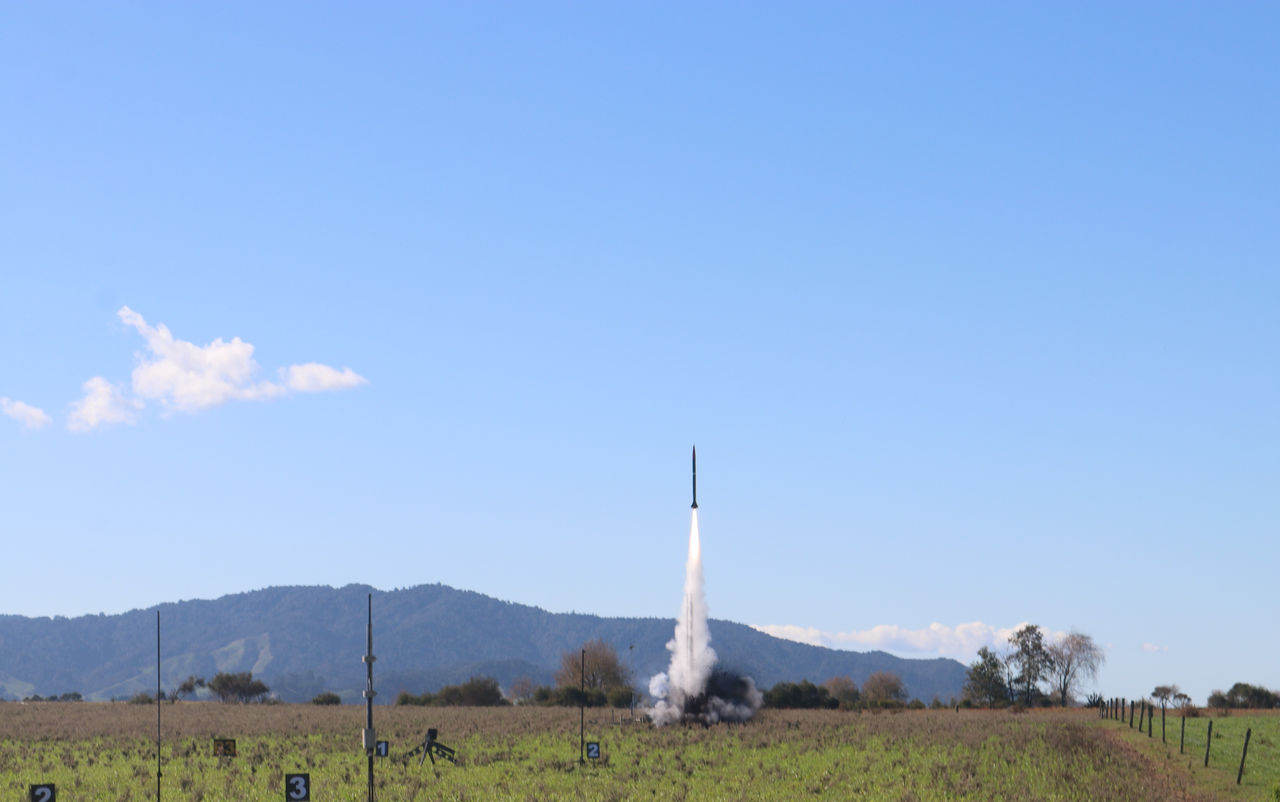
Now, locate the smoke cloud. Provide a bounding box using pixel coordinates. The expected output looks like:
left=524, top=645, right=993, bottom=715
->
left=648, top=509, right=762, bottom=726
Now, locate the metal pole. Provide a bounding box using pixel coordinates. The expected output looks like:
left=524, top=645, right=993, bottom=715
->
left=579, top=648, right=585, bottom=765
left=156, top=611, right=162, bottom=802
left=364, top=594, right=376, bottom=802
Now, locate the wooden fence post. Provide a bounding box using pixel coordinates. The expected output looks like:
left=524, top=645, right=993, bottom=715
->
left=1129, top=700, right=1135, bottom=728
left=1180, top=714, right=1185, bottom=754
left=1204, top=720, right=1213, bottom=768
left=1161, top=703, right=1165, bottom=744
left=1138, top=701, right=1145, bottom=733
left=1237, top=728, right=1251, bottom=785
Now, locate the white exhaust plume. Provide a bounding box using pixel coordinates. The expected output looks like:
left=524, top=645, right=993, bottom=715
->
left=649, top=508, right=761, bottom=726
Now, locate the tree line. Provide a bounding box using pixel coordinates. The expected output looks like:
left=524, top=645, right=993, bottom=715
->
left=962, top=625, right=1104, bottom=707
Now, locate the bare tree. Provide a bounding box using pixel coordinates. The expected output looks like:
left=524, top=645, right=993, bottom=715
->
left=1045, top=631, right=1104, bottom=706
left=509, top=676, right=536, bottom=704
left=822, top=676, right=860, bottom=709
left=554, top=639, right=632, bottom=693
left=861, top=672, right=907, bottom=704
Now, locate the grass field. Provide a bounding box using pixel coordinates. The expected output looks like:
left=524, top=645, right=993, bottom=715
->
left=1102, top=707, right=1280, bottom=800
left=0, top=702, right=1272, bottom=801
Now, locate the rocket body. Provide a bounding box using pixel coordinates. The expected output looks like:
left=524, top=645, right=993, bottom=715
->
left=691, top=446, right=698, bottom=509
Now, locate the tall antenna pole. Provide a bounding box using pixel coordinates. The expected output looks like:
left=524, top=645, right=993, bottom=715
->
left=156, top=610, right=162, bottom=802
left=362, top=594, right=376, bottom=802
left=579, top=648, right=585, bottom=765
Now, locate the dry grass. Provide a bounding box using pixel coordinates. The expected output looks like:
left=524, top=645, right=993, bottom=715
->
left=0, top=703, right=1246, bottom=800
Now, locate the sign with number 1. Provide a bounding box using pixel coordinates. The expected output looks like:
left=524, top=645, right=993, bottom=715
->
left=30, top=786, right=55, bottom=802
left=285, top=773, right=310, bottom=800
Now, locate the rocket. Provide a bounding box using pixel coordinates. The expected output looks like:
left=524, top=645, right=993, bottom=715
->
left=691, top=446, right=698, bottom=509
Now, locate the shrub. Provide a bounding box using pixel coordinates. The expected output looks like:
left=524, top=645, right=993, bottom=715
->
left=129, top=692, right=154, bottom=705
left=312, top=692, right=342, bottom=706
left=764, top=680, right=838, bottom=710
left=394, top=677, right=510, bottom=707
left=607, top=686, right=635, bottom=708
left=208, top=672, right=270, bottom=703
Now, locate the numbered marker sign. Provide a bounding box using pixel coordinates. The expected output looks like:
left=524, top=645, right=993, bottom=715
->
left=586, top=742, right=601, bottom=760
left=375, top=740, right=389, bottom=757
left=30, top=785, right=55, bottom=802
left=285, top=772, right=311, bottom=801
left=213, top=738, right=237, bottom=757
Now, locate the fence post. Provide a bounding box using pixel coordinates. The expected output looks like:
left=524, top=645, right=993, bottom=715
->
left=1237, top=728, right=1251, bottom=785
left=1161, top=702, right=1165, bottom=744
left=1204, top=720, right=1213, bottom=768
left=1180, top=714, right=1185, bottom=754
left=1138, top=701, right=1145, bottom=733
left=1129, top=700, right=1135, bottom=728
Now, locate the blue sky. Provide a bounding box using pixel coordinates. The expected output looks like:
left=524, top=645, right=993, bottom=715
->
left=2, top=2, right=1276, bottom=705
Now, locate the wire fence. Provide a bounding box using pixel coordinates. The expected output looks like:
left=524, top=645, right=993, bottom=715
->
left=1099, top=697, right=1277, bottom=791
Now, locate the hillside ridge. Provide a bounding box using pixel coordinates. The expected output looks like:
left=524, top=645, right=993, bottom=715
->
left=0, top=583, right=966, bottom=703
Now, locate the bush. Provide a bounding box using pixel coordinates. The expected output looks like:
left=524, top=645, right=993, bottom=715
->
left=907, top=699, right=926, bottom=710
left=129, top=692, right=154, bottom=705
left=607, top=686, right=635, bottom=708
left=394, top=677, right=510, bottom=707
left=312, top=692, right=342, bottom=706
left=531, top=685, right=608, bottom=707
left=764, top=680, right=838, bottom=710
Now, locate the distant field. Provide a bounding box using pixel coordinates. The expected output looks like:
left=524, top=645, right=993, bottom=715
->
left=0, top=702, right=1265, bottom=800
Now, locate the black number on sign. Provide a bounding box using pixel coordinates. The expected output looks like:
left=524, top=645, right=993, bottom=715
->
left=375, top=740, right=389, bottom=757
left=586, top=742, right=600, bottom=760
left=30, top=785, right=55, bottom=802
left=285, top=773, right=310, bottom=801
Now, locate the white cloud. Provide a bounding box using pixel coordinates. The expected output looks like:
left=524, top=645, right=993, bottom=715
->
left=1142, top=643, right=1168, bottom=653
left=66, top=377, right=142, bottom=433
left=752, top=621, right=1068, bottom=660
left=119, top=306, right=286, bottom=411
left=1, top=397, right=52, bottom=430
left=115, top=307, right=365, bottom=413
left=283, top=363, right=368, bottom=392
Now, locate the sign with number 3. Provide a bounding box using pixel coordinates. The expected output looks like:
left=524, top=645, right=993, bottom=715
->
left=285, top=773, right=310, bottom=800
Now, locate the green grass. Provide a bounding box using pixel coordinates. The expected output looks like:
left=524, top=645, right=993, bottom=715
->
left=0, top=703, right=1242, bottom=801
left=1102, top=708, right=1280, bottom=800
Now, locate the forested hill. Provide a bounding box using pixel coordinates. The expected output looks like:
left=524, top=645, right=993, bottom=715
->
left=0, top=584, right=966, bottom=703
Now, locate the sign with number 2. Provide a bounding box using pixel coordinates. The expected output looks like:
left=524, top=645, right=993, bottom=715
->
left=30, top=786, right=55, bottom=802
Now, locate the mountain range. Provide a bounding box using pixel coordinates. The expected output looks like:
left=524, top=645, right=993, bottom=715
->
left=0, top=584, right=966, bottom=703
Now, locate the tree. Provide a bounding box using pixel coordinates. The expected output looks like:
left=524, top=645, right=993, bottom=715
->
left=861, top=672, right=907, bottom=704
left=509, top=677, right=536, bottom=704
left=173, top=675, right=206, bottom=701
left=1045, top=631, right=1104, bottom=706
left=1152, top=685, right=1178, bottom=706
left=208, top=672, right=270, bottom=703
left=438, top=676, right=508, bottom=707
left=554, top=640, right=633, bottom=695
left=763, top=680, right=837, bottom=709
left=1007, top=625, right=1050, bottom=705
left=822, top=676, right=861, bottom=709
left=1225, top=682, right=1280, bottom=709
left=964, top=646, right=1011, bottom=707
